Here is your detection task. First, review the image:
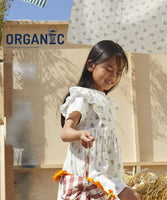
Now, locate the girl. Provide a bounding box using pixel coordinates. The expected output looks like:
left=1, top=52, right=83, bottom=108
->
left=57, top=40, right=140, bottom=200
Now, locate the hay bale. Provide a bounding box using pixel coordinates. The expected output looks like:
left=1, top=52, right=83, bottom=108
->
left=125, top=169, right=167, bottom=200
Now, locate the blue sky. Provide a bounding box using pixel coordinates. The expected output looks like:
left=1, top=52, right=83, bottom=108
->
left=6, top=0, right=73, bottom=21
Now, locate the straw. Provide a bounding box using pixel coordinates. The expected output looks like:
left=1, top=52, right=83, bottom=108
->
left=125, top=169, right=167, bottom=200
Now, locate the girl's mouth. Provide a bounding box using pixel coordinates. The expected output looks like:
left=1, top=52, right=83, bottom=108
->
left=105, top=80, right=113, bottom=85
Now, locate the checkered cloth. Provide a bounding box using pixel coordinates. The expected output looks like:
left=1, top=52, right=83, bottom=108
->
left=61, top=143, right=110, bottom=200
left=61, top=175, right=108, bottom=200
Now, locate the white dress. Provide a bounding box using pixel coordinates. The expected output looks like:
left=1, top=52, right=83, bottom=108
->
left=57, top=86, right=127, bottom=200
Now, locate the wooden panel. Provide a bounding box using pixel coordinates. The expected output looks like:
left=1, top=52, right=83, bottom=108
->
left=5, top=145, right=15, bottom=200
left=3, top=22, right=167, bottom=191
left=0, top=118, right=4, bottom=125
left=14, top=169, right=59, bottom=200
left=140, top=165, right=167, bottom=176
left=0, top=63, right=4, bottom=120
left=0, top=46, right=3, bottom=61
left=4, top=63, right=13, bottom=117
left=0, top=124, right=6, bottom=200
left=130, top=53, right=141, bottom=173
left=134, top=54, right=167, bottom=162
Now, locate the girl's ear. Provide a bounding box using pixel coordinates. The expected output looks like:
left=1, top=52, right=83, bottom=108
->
left=87, top=59, right=95, bottom=72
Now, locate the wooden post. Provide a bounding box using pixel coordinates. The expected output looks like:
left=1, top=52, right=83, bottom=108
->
left=129, top=53, right=141, bottom=173
left=4, top=63, right=13, bottom=117
left=0, top=62, right=4, bottom=124
left=0, top=120, right=6, bottom=200
left=5, top=145, right=15, bottom=200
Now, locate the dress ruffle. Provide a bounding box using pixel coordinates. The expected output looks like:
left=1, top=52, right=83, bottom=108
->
left=60, top=86, right=118, bottom=127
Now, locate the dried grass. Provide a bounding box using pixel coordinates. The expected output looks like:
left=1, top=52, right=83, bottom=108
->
left=125, top=169, right=167, bottom=200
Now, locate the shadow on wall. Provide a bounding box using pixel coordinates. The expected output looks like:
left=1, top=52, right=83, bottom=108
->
left=6, top=48, right=79, bottom=166
left=149, top=55, right=167, bottom=141
left=134, top=53, right=167, bottom=161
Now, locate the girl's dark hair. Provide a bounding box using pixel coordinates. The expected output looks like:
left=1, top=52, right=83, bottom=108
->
left=61, top=40, right=128, bottom=127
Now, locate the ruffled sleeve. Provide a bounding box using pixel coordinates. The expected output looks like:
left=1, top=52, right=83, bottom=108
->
left=60, top=86, right=118, bottom=129
left=60, top=88, right=89, bottom=123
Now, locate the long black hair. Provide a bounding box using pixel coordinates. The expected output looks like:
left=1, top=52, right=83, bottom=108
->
left=61, top=40, right=128, bottom=127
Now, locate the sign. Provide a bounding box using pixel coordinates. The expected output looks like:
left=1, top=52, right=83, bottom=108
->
left=5, top=25, right=65, bottom=49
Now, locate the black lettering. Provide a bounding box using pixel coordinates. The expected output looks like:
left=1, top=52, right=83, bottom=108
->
left=6, top=34, right=13, bottom=44
left=31, top=34, right=39, bottom=44
left=15, top=34, right=22, bottom=44
left=40, top=34, right=47, bottom=44
left=58, top=34, right=64, bottom=45
left=23, top=34, right=30, bottom=45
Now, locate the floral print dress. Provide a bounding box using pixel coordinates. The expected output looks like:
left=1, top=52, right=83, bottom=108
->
left=57, top=86, right=127, bottom=200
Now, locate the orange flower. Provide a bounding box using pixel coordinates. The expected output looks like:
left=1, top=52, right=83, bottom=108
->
left=94, top=181, right=108, bottom=195
left=85, top=177, right=105, bottom=193
left=52, top=169, right=72, bottom=182
left=108, top=189, right=116, bottom=200
left=53, top=169, right=116, bottom=200
left=85, top=177, right=95, bottom=183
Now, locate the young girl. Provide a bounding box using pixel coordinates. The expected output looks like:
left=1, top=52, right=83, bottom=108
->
left=57, top=40, right=140, bottom=200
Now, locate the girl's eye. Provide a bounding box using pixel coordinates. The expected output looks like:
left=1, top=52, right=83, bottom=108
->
left=105, top=68, right=121, bottom=74
left=105, top=68, right=113, bottom=72
left=116, top=71, right=122, bottom=76
left=105, top=68, right=122, bottom=76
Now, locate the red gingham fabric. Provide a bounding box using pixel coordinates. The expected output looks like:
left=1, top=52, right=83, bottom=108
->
left=61, top=143, right=110, bottom=200
left=61, top=175, right=108, bottom=200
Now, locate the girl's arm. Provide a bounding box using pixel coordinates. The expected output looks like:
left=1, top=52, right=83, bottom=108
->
left=61, top=111, right=95, bottom=148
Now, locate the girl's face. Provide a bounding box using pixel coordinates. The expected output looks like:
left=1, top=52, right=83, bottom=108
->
left=88, top=56, right=123, bottom=92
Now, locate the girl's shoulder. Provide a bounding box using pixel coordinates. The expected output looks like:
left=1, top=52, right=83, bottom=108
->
left=69, top=86, right=106, bottom=101
left=69, top=86, right=105, bottom=96
left=69, top=86, right=118, bottom=110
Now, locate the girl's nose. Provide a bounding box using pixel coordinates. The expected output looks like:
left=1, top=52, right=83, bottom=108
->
left=109, top=71, right=117, bottom=78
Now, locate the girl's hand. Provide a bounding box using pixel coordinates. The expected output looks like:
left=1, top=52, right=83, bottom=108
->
left=79, top=130, right=95, bottom=148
